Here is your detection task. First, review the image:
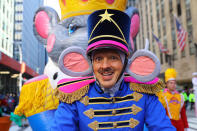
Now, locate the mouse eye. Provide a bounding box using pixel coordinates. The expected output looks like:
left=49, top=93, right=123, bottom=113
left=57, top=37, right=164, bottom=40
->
left=68, top=24, right=77, bottom=35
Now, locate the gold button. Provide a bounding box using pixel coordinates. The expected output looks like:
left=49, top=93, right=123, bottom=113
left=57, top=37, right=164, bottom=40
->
left=112, top=109, right=116, bottom=115
left=112, top=97, right=116, bottom=103
left=113, top=122, right=117, bottom=128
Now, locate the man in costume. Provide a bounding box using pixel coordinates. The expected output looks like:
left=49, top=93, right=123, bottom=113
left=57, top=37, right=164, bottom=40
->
left=158, top=68, right=188, bottom=131
left=52, top=9, right=175, bottom=131
left=13, top=1, right=141, bottom=130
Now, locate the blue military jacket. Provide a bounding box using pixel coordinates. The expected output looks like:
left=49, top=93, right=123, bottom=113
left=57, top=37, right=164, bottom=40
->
left=51, top=80, right=175, bottom=131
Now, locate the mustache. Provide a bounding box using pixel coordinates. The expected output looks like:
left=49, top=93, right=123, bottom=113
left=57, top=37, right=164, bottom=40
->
left=98, top=67, right=114, bottom=74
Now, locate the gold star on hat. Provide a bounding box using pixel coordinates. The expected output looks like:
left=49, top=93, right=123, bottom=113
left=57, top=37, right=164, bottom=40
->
left=99, top=10, right=114, bottom=22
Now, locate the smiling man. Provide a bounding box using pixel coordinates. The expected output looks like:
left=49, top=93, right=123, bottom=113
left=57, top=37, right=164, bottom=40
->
left=92, top=49, right=124, bottom=91
left=51, top=9, right=175, bottom=131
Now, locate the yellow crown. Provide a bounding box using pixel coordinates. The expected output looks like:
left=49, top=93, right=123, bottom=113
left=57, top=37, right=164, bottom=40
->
left=165, top=68, right=177, bottom=82
left=59, top=0, right=127, bottom=20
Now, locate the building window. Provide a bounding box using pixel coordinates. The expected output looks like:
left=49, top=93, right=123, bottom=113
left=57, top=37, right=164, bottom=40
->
left=5, top=40, right=8, bottom=51
left=189, top=42, right=195, bottom=55
left=172, top=50, right=177, bottom=60
left=152, top=35, right=156, bottom=54
left=145, top=2, right=149, bottom=39
left=160, top=53, right=163, bottom=65
left=165, top=54, right=168, bottom=63
left=170, top=14, right=174, bottom=30
left=181, top=50, right=186, bottom=57
left=185, top=0, right=194, bottom=55
left=156, top=0, right=159, bottom=9
left=15, top=4, right=23, bottom=12
left=15, top=14, right=23, bottom=21
left=156, top=8, right=160, bottom=21
left=2, top=39, right=4, bottom=48
left=161, top=0, right=165, bottom=18
left=163, top=38, right=168, bottom=63
left=177, top=1, right=181, bottom=16
left=164, top=37, right=167, bottom=49
left=172, top=31, right=176, bottom=49
left=15, top=23, right=22, bottom=31
left=14, top=33, right=22, bottom=41
left=162, top=18, right=166, bottom=36
left=169, top=0, right=173, bottom=12
left=171, top=30, right=177, bottom=60
left=142, top=36, right=145, bottom=48
left=158, top=21, right=161, bottom=38
left=187, top=25, right=195, bottom=55
left=16, top=0, right=23, bottom=2
left=2, top=21, right=6, bottom=31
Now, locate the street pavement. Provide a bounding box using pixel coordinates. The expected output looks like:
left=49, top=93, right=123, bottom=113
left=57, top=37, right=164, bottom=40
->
left=9, top=120, right=32, bottom=131
left=187, top=109, right=197, bottom=131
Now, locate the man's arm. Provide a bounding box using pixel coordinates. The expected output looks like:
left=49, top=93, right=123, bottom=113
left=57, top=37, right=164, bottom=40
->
left=145, top=94, right=176, bottom=131
left=51, top=102, right=79, bottom=131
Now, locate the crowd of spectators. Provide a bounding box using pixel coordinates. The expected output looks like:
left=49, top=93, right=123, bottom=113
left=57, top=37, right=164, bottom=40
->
left=0, top=93, right=19, bottom=116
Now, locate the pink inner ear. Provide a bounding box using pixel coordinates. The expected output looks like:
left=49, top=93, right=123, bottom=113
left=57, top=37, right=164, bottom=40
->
left=35, top=11, right=50, bottom=39
left=130, top=14, right=140, bottom=51
left=130, top=14, right=140, bottom=38
left=47, top=34, right=56, bottom=52
left=63, top=53, right=89, bottom=72
left=130, top=56, right=155, bottom=76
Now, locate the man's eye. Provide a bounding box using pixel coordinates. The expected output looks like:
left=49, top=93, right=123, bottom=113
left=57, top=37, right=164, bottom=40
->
left=111, top=56, right=118, bottom=60
left=94, top=57, right=102, bottom=62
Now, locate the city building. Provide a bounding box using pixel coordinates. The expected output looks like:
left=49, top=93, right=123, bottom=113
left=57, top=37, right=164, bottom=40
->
left=0, top=0, right=46, bottom=95
left=0, top=0, right=14, bottom=57
left=13, top=0, right=23, bottom=62
left=135, top=0, right=197, bottom=88
left=21, top=0, right=46, bottom=74
left=127, top=0, right=137, bottom=7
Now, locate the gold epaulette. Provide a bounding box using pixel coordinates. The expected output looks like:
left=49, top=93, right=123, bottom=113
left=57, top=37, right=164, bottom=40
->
left=130, top=79, right=165, bottom=94
left=54, top=76, right=95, bottom=104
left=54, top=85, right=90, bottom=104
left=14, top=76, right=59, bottom=117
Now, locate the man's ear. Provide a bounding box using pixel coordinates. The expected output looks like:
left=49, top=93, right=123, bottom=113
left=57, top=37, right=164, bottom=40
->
left=58, top=46, right=93, bottom=77
left=126, top=40, right=161, bottom=82
left=33, top=6, right=59, bottom=44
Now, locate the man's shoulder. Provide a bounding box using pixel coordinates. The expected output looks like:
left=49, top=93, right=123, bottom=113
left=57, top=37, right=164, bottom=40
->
left=55, top=76, right=95, bottom=104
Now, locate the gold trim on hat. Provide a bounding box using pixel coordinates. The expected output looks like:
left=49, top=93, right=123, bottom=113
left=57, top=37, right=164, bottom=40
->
left=88, top=35, right=128, bottom=45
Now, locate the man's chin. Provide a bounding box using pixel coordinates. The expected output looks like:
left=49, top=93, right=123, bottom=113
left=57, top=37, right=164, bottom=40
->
left=100, top=82, right=115, bottom=89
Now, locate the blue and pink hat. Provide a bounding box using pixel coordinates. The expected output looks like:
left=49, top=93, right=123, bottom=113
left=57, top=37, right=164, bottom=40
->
left=86, top=9, right=130, bottom=56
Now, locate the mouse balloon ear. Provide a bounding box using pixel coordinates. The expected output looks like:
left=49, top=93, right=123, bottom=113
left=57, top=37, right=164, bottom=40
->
left=126, top=39, right=161, bottom=82
left=58, top=46, right=92, bottom=77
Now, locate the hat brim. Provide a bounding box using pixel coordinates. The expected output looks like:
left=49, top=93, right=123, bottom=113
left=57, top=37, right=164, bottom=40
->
left=87, top=40, right=128, bottom=55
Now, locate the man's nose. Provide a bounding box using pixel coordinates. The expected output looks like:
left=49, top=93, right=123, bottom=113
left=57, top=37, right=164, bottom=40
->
left=101, top=58, right=110, bottom=68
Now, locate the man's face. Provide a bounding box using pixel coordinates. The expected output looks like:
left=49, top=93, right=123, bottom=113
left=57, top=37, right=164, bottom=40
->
left=92, top=49, right=123, bottom=89
left=166, top=80, right=176, bottom=92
